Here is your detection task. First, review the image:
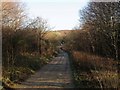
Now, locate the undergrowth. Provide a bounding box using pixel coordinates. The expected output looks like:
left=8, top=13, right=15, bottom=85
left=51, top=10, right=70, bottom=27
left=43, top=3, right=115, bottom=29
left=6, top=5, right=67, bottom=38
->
left=70, top=51, right=118, bottom=88
left=2, top=53, right=53, bottom=86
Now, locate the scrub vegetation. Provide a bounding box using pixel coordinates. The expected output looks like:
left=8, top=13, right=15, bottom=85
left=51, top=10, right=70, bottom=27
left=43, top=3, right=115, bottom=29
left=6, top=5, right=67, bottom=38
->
left=2, top=1, right=119, bottom=89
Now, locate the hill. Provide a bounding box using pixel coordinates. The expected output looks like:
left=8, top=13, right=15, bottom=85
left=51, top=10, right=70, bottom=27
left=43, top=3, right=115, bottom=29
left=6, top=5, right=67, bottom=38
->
left=44, top=30, right=81, bottom=40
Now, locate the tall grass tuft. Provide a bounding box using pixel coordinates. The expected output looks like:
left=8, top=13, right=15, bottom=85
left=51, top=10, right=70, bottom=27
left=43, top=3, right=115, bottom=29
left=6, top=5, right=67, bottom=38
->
left=71, top=51, right=118, bottom=88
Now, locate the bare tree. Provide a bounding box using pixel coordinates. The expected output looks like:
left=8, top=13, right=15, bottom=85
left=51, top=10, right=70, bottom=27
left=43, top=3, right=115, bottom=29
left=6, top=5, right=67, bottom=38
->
left=24, top=17, right=49, bottom=55
left=78, top=2, right=120, bottom=60
left=2, top=1, right=26, bottom=81
left=2, top=2, right=26, bottom=30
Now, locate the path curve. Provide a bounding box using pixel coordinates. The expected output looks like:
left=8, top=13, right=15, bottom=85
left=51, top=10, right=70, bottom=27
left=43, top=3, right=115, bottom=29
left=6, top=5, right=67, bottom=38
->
left=14, top=50, right=74, bottom=89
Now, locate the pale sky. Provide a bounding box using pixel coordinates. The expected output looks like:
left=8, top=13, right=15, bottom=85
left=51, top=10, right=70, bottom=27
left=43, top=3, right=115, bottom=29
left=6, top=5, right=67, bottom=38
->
left=22, top=0, right=89, bottom=30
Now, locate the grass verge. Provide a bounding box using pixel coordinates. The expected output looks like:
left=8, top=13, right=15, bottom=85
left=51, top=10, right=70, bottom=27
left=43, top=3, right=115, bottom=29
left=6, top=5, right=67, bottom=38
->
left=2, top=53, right=53, bottom=88
left=69, top=51, right=119, bottom=88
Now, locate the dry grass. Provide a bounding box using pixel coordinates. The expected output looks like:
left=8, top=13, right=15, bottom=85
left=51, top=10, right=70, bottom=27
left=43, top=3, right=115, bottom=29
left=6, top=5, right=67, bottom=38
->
left=71, top=51, right=118, bottom=88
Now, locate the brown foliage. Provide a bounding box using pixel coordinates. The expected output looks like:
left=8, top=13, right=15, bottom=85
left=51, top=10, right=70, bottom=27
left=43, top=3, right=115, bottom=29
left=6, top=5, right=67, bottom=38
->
left=71, top=51, right=118, bottom=88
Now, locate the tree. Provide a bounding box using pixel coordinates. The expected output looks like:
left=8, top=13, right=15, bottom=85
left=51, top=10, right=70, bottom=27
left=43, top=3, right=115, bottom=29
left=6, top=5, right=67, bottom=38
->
left=78, top=2, right=120, bottom=60
left=2, top=1, right=26, bottom=30
left=25, top=17, right=49, bottom=55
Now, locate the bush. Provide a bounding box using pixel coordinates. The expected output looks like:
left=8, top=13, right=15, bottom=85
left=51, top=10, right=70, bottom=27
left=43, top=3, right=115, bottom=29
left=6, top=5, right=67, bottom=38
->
left=2, top=54, right=50, bottom=84
left=14, top=55, right=43, bottom=70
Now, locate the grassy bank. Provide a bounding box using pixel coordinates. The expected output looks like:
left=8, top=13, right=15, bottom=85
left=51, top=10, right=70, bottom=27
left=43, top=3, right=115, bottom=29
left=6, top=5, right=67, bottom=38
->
left=2, top=53, right=53, bottom=87
left=69, top=51, right=119, bottom=88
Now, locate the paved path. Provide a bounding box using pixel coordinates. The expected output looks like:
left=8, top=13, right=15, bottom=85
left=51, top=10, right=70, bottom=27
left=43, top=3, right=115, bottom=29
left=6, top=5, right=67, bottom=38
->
left=14, top=50, right=74, bottom=89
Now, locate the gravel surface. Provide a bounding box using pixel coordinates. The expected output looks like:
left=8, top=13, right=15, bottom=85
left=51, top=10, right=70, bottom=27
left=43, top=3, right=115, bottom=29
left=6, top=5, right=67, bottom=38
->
left=14, top=50, right=74, bottom=89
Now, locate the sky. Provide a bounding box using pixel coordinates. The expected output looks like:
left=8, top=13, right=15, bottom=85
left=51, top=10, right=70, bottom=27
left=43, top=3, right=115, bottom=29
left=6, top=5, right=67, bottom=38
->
left=22, top=0, right=89, bottom=30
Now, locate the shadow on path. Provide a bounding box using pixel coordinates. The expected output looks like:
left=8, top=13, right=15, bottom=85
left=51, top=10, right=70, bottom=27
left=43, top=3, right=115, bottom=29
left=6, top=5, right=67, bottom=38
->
left=14, top=50, right=74, bottom=89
